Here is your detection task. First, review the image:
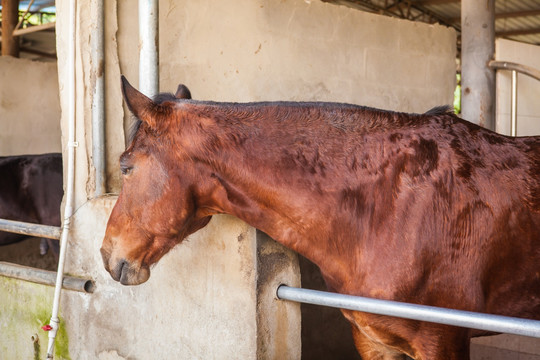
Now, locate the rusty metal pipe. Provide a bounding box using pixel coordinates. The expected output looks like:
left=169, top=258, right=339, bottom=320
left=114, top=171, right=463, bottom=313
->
left=0, top=261, right=94, bottom=293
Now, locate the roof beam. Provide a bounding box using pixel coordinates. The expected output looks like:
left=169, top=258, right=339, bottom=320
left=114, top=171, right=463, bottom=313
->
left=449, top=8, right=540, bottom=23
left=412, top=0, right=459, bottom=4
left=496, top=9, right=540, bottom=19
left=497, top=27, right=540, bottom=37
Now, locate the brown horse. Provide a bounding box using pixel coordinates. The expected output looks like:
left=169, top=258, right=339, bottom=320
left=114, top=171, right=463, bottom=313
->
left=101, top=77, right=540, bottom=359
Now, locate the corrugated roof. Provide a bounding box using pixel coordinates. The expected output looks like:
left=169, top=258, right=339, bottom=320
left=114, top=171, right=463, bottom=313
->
left=324, top=0, right=540, bottom=48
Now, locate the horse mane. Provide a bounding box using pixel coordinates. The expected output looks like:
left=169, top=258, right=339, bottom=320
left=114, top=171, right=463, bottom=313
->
left=127, top=93, right=453, bottom=147
left=180, top=100, right=437, bottom=133
left=424, top=105, right=453, bottom=116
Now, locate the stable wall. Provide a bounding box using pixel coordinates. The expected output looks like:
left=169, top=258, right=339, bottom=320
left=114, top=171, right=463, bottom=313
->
left=0, top=56, right=61, bottom=155
left=0, top=0, right=456, bottom=359
left=494, top=38, right=540, bottom=136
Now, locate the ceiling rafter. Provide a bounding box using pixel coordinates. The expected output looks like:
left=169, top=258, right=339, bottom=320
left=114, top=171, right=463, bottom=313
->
left=449, top=8, right=540, bottom=23
left=497, top=27, right=540, bottom=37
left=412, top=0, right=459, bottom=5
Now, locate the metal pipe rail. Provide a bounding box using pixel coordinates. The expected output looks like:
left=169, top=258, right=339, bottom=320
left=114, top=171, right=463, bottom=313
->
left=0, top=262, right=94, bottom=294
left=0, top=218, right=61, bottom=240
left=488, top=61, right=540, bottom=82
left=277, top=285, right=540, bottom=338
left=488, top=60, right=540, bottom=137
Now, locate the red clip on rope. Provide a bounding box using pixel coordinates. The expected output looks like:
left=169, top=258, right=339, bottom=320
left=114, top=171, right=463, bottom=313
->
left=42, top=325, right=53, bottom=331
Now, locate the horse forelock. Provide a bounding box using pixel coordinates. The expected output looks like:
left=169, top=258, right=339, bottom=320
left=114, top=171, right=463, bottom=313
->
left=127, top=118, right=143, bottom=146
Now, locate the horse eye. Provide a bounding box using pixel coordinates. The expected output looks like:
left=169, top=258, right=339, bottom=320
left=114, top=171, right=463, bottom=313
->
left=121, top=166, right=133, bottom=175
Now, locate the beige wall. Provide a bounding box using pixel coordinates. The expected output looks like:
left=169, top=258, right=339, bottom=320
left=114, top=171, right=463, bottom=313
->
left=1, top=0, right=456, bottom=359
left=0, top=56, right=61, bottom=156
left=495, top=38, right=540, bottom=136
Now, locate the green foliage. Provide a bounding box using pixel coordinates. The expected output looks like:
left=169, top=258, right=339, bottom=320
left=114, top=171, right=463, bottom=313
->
left=454, top=74, right=461, bottom=114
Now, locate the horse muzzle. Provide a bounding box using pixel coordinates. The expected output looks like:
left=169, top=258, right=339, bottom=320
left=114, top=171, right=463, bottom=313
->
left=100, top=247, right=150, bottom=285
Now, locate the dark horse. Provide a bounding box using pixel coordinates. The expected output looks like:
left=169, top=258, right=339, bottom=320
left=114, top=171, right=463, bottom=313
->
left=101, top=77, right=540, bottom=359
left=0, top=153, right=63, bottom=256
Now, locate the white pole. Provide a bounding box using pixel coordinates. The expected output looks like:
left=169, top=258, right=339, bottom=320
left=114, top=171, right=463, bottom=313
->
left=511, top=70, right=518, bottom=136
left=92, top=0, right=106, bottom=196
left=139, top=0, right=159, bottom=97
left=46, top=0, right=77, bottom=357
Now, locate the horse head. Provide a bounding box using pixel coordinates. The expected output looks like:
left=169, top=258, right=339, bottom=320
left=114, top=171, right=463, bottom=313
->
left=101, top=77, right=214, bottom=285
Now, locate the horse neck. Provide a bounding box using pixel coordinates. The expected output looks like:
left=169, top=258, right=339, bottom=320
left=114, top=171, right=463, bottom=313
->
left=183, top=103, right=374, bottom=287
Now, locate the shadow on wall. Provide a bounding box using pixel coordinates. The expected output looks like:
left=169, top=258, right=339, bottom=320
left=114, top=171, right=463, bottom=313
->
left=299, top=255, right=361, bottom=360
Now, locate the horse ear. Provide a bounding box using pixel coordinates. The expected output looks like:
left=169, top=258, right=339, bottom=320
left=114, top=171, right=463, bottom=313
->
left=121, top=76, right=159, bottom=128
left=175, top=84, right=192, bottom=99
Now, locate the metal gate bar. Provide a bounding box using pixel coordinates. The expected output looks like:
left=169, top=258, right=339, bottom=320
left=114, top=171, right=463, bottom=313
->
left=0, top=218, right=61, bottom=240
left=277, top=285, right=540, bottom=338
left=0, top=219, right=95, bottom=293
left=0, top=261, right=94, bottom=293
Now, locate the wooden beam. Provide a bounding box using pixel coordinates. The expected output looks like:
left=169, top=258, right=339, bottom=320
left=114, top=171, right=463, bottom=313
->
left=497, top=27, right=540, bottom=37
left=412, top=0, right=459, bottom=4
left=1, top=0, right=20, bottom=57
left=496, top=9, right=540, bottom=19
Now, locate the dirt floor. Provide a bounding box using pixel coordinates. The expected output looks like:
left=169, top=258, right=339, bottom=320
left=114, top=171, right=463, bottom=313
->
left=0, top=237, right=58, bottom=271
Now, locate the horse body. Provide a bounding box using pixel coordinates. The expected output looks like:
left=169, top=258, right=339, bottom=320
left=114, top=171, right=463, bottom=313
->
left=0, top=153, right=63, bottom=256
left=101, top=77, right=540, bottom=359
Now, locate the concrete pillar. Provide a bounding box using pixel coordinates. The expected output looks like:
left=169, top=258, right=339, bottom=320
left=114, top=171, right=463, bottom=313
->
left=461, top=0, right=495, bottom=129
left=1, top=0, right=20, bottom=57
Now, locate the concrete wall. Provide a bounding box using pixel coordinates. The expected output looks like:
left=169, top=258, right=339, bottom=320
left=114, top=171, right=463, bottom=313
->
left=494, top=39, right=540, bottom=136
left=0, top=56, right=61, bottom=155
left=0, top=0, right=456, bottom=359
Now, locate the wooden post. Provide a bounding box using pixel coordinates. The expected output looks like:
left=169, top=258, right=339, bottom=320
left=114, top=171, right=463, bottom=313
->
left=1, top=0, right=20, bottom=57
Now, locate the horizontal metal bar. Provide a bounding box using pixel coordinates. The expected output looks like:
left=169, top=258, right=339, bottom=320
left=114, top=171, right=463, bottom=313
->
left=277, top=285, right=540, bottom=338
left=12, top=22, right=56, bottom=36
left=489, top=60, right=540, bottom=82
left=0, top=261, right=95, bottom=293
left=0, top=218, right=61, bottom=240
left=0, top=22, right=56, bottom=43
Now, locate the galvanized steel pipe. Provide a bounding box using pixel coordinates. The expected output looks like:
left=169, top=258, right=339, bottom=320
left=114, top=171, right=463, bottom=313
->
left=91, top=0, right=106, bottom=196
left=0, top=262, right=94, bottom=294
left=277, top=285, right=540, bottom=338
left=0, top=219, right=61, bottom=240
left=511, top=70, right=518, bottom=136
left=139, top=0, right=159, bottom=97
left=488, top=60, right=540, bottom=137
left=488, top=61, right=540, bottom=82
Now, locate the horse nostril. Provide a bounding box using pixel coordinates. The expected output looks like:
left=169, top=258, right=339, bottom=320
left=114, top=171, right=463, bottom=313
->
left=111, top=259, right=129, bottom=282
